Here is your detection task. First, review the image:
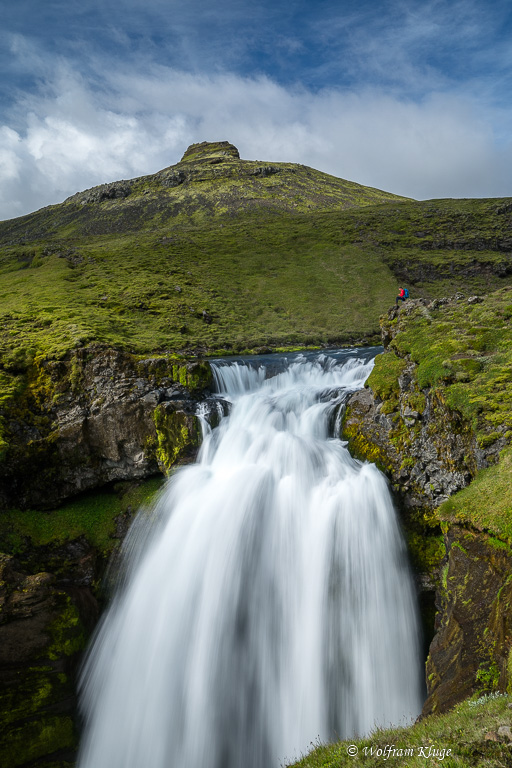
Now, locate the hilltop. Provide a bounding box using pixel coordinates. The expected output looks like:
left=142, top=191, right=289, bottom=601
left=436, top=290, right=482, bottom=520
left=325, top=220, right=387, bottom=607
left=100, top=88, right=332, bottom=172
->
left=0, top=140, right=408, bottom=240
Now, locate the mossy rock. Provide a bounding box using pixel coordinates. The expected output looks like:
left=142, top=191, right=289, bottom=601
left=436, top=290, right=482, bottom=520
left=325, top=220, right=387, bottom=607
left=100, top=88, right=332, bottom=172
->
left=0, top=561, right=88, bottom=768
left=0, top=714, right=75, bottom=768
left=424, top=526, right=512, bottom=715
left=151, top=405, right=201, bottom=473
left=0, top=476, right=165, bottom=767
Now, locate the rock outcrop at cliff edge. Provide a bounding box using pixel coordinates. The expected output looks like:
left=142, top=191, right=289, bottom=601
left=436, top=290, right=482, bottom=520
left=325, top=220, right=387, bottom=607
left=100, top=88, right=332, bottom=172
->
left=343, top=293, right=512, bottom=715
left=0, top=347, right=213, bottom=510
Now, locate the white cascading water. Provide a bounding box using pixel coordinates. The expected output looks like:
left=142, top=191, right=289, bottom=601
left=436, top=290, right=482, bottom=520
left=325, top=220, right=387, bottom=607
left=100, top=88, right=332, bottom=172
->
left=77, top=350, right=422, bottom=768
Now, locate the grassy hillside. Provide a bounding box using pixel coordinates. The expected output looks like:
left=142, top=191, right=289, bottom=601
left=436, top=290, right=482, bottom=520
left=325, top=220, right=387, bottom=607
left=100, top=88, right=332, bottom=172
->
left=1, top=141, right=512, bottom=376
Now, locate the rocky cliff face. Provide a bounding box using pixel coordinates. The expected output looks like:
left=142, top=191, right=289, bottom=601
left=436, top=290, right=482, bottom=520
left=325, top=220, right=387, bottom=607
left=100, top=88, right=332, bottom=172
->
left=425, top=525, right=512, bottom=715
left=0, top=548, right=96, bottom=766
left=343, top=297, right=512, bottom=714
left=0, top=475, right=160, bottom=768
left=1, top=347, right=212, bottom=510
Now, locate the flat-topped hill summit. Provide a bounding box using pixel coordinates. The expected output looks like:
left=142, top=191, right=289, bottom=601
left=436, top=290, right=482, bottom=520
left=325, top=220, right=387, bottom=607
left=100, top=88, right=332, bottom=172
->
left=180, top=140, right=241, bottom=162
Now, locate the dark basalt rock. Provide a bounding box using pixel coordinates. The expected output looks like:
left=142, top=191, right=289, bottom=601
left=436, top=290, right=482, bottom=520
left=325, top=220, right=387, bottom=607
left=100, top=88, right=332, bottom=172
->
left=68, top=180, right=134, bottom=205
left=0, top=552, right=95, bottom=766
left=250, top=165, right=281, bottom=177
left=160, top=170, right=187, bottom=188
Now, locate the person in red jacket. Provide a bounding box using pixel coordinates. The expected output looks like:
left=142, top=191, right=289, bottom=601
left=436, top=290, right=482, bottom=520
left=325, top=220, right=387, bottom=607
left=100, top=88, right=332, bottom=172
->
left=396, top=287, right=407, bottom=306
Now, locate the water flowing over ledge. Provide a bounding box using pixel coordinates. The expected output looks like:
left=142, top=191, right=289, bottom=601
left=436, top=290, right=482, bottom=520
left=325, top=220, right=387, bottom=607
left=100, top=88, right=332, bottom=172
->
left=77, top=349, right=422, bottom=768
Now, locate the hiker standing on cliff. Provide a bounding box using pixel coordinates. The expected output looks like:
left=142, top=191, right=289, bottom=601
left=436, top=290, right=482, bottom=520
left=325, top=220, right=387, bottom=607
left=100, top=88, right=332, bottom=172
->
left=396, top=287, right=409, bottom=306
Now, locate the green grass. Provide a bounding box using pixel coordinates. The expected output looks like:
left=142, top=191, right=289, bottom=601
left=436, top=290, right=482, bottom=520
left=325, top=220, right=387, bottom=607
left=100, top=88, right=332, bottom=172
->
left=365, top=352, right=408, bottom=414
left=389, top=287, right=512, bottom=439
left=288, top=693, right=512, bottom=767
left=439, top=448, right=512, bottom=541
left=1, top=150, right=512, bottom=377
left=3, top=151, right=512, bottom=495
left=0, top=214, right=397, bottom=369
left=2, top=199, right=512, bottom=373
left=0, top=476, right=164, bottom=555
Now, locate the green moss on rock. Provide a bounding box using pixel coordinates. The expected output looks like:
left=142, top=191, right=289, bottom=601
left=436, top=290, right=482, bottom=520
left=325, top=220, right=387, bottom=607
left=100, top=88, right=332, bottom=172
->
left=404, top=529, right=445, bottom=576
left=0, top=476, right=164, bottom=556
left=0, top=715, right=75, bottom=768
left=342, top=403, right=393, bottom=474
left=365, top=352, right=407, bottom=402
left=152, top=405, right=200, bottom=473
left=47, top=599, right=86, bottom=661
left=424, top=526, right=512, bottom=714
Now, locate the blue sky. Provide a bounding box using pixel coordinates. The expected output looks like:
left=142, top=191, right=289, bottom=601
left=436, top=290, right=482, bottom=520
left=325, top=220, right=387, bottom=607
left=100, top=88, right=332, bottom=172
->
left=2, top=0, right=512, bottom=219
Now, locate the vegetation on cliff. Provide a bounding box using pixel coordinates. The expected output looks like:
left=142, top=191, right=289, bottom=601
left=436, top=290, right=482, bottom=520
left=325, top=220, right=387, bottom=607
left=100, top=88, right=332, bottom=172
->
left=345, top=290, right=512, bottom=717
left=0, top=477, right=164, bottom=768
left=0, top=476, right=163, bottom=555
left=379, top=288, right=512, bottom=539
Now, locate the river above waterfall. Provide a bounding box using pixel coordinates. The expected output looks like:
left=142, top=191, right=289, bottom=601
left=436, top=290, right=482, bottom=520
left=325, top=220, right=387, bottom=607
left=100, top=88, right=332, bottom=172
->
left=77, top=347, right=422, bottom=768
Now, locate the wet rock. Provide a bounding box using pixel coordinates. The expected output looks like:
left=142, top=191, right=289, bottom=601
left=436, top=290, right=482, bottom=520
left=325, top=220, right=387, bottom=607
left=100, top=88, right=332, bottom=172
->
left=0, top=553, right=93, bottom=766
left=423, top=526, right=512, bottom=715
left=0, top=348, right=213, bottom=510
left=342, top=299, right=512, bottom=716
left=344, top=380, right=471, bottom=517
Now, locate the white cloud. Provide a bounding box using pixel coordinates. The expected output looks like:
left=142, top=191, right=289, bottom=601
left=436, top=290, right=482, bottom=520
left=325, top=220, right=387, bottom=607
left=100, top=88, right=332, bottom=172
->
left=1, top=55, right=512, bottom=221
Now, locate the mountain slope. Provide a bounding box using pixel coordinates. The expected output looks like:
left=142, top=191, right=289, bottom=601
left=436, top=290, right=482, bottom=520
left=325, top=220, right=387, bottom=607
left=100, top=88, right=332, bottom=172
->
left=0, top=141, right=409, bottom=241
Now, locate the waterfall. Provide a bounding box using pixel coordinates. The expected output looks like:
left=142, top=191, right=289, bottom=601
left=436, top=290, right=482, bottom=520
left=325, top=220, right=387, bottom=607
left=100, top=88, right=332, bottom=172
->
left=77, top=349, right=422, bottom=768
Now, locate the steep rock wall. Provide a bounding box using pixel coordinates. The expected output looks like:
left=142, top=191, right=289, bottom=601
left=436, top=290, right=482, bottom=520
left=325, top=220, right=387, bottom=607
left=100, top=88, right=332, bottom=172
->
left=0, top=550, right=95, bottom=767
left=343, top=299, right=512, bottom=714
left=425, top=525, right=512, bottom=716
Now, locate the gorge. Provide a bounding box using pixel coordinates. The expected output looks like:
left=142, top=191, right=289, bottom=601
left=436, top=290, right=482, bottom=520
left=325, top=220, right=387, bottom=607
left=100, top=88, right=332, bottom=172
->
left=2, top=141, right=512, bottom=766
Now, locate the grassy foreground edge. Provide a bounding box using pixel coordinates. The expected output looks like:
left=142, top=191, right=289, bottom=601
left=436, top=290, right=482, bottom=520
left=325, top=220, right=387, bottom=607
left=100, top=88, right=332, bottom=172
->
left=287, top=693, right=512, bottom=767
